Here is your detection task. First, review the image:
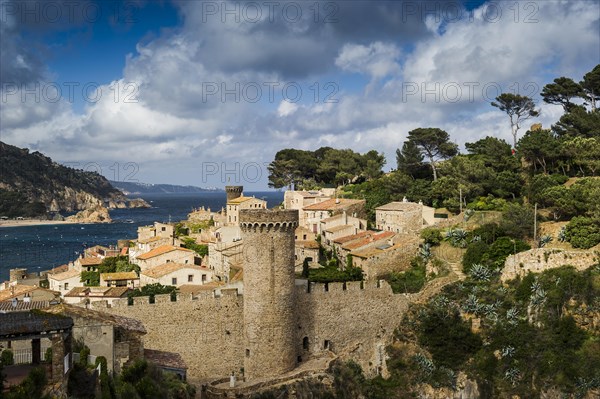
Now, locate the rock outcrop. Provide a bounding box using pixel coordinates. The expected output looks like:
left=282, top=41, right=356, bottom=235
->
left=66, top=205, right=112, bottom=223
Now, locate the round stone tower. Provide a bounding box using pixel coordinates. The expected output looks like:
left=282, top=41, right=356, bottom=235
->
left=225, top=186, right=243, bottom=203
left=239, top=209, right=299, bottom=380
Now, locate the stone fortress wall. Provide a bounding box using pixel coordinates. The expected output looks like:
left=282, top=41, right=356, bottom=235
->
left=501, top=248, right=598, bottom=282
left=93, top=208, right=412, bottom=383
left=93, top=281, right=410, bottom=380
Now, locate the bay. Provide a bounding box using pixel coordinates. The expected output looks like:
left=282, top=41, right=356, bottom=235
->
left=0, top=191, right=284, bottom=281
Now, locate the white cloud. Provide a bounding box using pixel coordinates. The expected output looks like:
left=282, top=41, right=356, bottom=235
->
left=1, top=0, right=598, bottom=188
left=277, top=100, right=298, bottom=117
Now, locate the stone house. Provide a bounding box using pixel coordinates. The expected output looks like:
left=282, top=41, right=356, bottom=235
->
left=295, top=240, right=320, bottom=267
left=47, top=268, right=83, bottom=296
left=137, top=222, right=175, bottom=242
left=0, top=283, right=60, bottom=303
left=302, top=198, right=367, bottom=234
left=375, top=201, right=436, bottom=234
left=63, top=286, right=130, bottom=306
left=85, top=245, right=120, bottom=259
left=226, top=196, right=267, bottom=225
left=284, top=189, right=334, bottom=226
left=134, top=245, right=195, bottom=271
left=320, top=212, right=367, bottom=246
left=208, top=240, right=243, bottom=282
left=43, top=304, right=145, bottom=374
left=74, top=257, right=102, bottom=272
left=100, top=272, right=139, bottom=288
left=140, top=263, right=213, bottom=287
left=334, top=231, right=396, bottom=266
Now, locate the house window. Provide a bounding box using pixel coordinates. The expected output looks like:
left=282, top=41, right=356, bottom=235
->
left=161, top=227, right=166, bottom=232
left=202, top=274, right=207, bottom=282
left=172, top=277, right=177, bottom=285
left=188, top=275, right=194, bottom=282
left=185, top=259, right=189, bottom=264
left=64, top=283, right=69, bottom=290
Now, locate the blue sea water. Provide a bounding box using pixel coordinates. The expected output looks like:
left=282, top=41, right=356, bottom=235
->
left=0, top=191, right=284, bottom=281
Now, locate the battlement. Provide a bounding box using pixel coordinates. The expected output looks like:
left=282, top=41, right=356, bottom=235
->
left=225, top=186, right=244, bottom=193
left=239, top=209, right=299, bottom=232
left=90, top=288, right=241, bottom=309
left=295, top=280, right=394, bottom=295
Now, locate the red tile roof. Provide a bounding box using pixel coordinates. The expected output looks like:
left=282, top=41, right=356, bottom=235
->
left=136, top=245, right=193, bottom=260
left=303, top=198, right=365, bottom=211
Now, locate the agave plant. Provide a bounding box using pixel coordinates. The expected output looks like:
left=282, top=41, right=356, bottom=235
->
left=506, top=307, right=519, bottom=325
left=445, top=228, right=468, bottom=248
left=558, top=227, right=567, bottom=242
left=419, top=243, right=432, bottom=261
left=470, top=263, right=493, bottom=282
left=413, top=353, right=435, bottom=377
left=504, top=367, right=521, bottom=387
left=530, top=277, right=547, bottom=307
left=501, top=345, right=516, bottom=358
left=539, top=234, right=553, bottom=248
left=464, top=208, right=475, bottom=221
left=462, top=294, right=481, bottom=314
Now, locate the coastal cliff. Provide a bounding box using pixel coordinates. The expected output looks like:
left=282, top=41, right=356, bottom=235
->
left=0, top=141, right=150, bottom=214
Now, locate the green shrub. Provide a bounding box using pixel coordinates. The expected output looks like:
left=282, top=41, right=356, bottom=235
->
left=0, top=350, right=14, bottom=366
left=564, top=216, right=600, bottom=249
left=462, top=241, right=490, bottom=273
left=385, top=257, right=427, bottom=293
left=421, top=228, right=443, bottom=246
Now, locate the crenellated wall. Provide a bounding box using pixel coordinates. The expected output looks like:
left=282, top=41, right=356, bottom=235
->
left=94, top=281, right=411, bottom=381
left=92, top=290, right=245, bottom=380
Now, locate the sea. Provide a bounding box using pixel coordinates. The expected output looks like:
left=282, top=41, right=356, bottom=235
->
left=0, top=191, right=284, bottom=281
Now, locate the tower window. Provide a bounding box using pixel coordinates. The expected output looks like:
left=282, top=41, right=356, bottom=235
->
left=324, top=340, right=330, bottom=350
left=303, top=337, right=309, bottom=350
left=245, top=349, right=250, bottom=357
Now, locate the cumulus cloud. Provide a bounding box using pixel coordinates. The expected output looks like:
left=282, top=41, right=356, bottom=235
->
left=1, top=0, right=598, bottom=187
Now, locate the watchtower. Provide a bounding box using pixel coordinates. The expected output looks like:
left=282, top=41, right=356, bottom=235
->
left=225, top=186, right=243, bottom=203
left=239, top=209, right=299, bottom=380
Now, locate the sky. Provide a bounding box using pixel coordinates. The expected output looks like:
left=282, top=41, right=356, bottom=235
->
left=1, top=0, right=599, bottom=190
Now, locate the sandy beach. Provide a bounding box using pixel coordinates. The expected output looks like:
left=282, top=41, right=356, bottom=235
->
left=0, top=219, right=78, bottom=228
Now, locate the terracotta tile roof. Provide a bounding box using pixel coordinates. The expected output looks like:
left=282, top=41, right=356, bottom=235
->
left=64, top=286, right=130, bottom=298
left=0, top=300, right=51, bottom=312
left=375, top=201, right=422, bottom=211
left=141, top=263, right=208, bottom=279
left=44, top=304, right=146, bottom=334
left=325, top=225, right=355, bottom=233
left=136, top=245, right=193, bottom=260
left=333, top=231, right=371, bottom=245
left=227, top=196, right=254, bottom=204
left=48, top=268, right=80, bottom=281
left=342, top=231, right=395, bottom=251
left=178, top=283, right=221, bottom=295
left=138, top=236, right=167, bottom=244
left=351, top=248, right=383, bottom=259
left=303, top=198, right=365, bottom=211
left=100, top=272, right=138, bottom=281
left=78, top=257, right=102, bottom=266
left=0, top=285, right=35, bottom=302
left=144, top=349, right=187, bottom=370
left=296, top=240, right=320, bottom=249
left=47, top=264, right=69, bottom=274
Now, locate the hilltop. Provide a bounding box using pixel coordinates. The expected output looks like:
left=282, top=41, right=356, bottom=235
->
left=110, top=180, right=220, bottom=195
left=0, top=141, right=149, bottom=216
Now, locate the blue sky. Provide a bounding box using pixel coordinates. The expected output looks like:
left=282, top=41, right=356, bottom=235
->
left=1, top=0, right=599, bottom=189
